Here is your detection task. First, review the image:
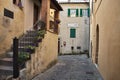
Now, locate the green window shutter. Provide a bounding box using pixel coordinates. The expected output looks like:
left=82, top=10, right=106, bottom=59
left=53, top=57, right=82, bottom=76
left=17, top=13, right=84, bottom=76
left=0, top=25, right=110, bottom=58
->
left=88, top=8, right=90, bottom=17
left=70, top=29, right=76, bottom=38
left=76, top=9, right=79, bottom=17
left=80, top=9, right=83, bottom=17
left=68, top=9, right=70, bottom=17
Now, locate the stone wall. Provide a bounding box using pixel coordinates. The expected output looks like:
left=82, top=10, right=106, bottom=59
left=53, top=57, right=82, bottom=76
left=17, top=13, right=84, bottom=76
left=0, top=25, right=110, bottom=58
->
left=0, top=0, right=24, bottom=55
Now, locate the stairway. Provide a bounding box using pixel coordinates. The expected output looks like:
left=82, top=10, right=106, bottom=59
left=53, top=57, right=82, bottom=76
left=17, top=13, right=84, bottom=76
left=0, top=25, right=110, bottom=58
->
left=0, top=30, right=45, bottom=80
left=0, top=57, right=13, bottom=80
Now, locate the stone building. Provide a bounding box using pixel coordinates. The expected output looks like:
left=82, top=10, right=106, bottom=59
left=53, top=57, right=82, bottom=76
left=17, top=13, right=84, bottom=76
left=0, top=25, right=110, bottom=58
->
left=0, top=0, right=62, bottom=79
left=90, top=0, right=120, bottom=80
left=58, top=0, right=90, bottom=54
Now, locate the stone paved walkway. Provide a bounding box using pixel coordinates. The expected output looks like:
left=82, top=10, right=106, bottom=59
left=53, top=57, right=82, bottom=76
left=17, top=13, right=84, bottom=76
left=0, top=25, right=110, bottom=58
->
left=32, top=55, right=103, bottom=80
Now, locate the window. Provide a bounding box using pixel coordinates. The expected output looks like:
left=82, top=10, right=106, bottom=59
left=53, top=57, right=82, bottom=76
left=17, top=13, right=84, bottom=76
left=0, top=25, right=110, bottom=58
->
left=88, top=8, right=90, bottom=17
left=68, top=9, right=79, bottom=17
left=4, top=8, right=14, bottom=19
left=80, top=8, right=90, bottom=17
left=13, top=0, right=16, bottom=4
left=80, top=9, right=83, bottom=17
left=83, top=9, right=88, bottom=16
left=13, top=0, right=23, bottom=8
left=70, top=28, right=76, bottom=38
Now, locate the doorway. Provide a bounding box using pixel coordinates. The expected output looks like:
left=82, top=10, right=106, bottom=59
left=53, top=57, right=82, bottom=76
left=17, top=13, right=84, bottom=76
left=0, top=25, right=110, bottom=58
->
left=58, top=38, right=60, bottom=55
left=95, top=24, right=99, bottom=64
left=33, top=4, right=39, bottom=30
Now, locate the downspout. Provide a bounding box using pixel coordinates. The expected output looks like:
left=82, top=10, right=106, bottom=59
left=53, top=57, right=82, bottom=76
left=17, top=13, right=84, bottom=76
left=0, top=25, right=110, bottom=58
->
left=88, top=0, right=91, bottom=58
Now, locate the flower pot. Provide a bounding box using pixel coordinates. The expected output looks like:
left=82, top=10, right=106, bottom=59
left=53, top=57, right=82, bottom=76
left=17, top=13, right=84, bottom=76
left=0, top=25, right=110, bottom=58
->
left=26, top=48, right=35, bottom=53
left=37, top=38, right=42, bottom=42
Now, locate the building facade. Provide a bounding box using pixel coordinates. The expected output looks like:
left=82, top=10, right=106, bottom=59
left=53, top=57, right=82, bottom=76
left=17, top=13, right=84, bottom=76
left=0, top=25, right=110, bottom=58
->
left=90, top=0, right=120, bottom=80
left=59, top=1, right=90, bottom=54
left=0, top=0, right=62, bottom=79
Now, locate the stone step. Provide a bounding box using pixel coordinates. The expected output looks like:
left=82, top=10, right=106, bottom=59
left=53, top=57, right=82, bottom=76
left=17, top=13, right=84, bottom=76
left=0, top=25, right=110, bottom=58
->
left=19, top=40, right=33, bottom=43
left=0, top=66, right=13, bottom=80
left=19, top=42, right=38, bottom=47
left=19, top=42, right=35, bottom=46
left=0, top=58, right=13, bottom=66
left=0, top=65, right=13, bottom=71
left=20, top=37, right=36, bottom=42
left=6, top=52, right=13, bottom=58
left=18, top=48, right=35, bottom=54
left=19, top=36, right=37, bottom=43
left=27, top=30, right=37, bottom=33
left=24, top=34, right=38, bottom=37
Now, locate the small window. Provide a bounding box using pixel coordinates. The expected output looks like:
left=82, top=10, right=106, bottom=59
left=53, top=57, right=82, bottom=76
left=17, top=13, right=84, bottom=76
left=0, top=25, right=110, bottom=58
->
left=13, top=0, right=16, bottom=4
left=80, top=9, right=83, bottom=17
left=80, top=8, right=90, bottom=17
left=77, top=46, right=81, bottom=49
left=82, top=9, right=88, bottom=16
left=18, top=0, right=23, bottom=8
left=68, top=9, right=79, bottom=17
left=4, top=8, right=14, bottom=19
left=13, top=0, right=23, bottom=8
left=70, top=28, right=76, bottom=38
left=71, top=46, right=74, bottom=50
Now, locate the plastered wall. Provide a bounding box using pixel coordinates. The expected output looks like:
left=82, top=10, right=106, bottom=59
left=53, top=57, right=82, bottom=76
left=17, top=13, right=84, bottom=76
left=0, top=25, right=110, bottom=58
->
left=59, top=3, right=89, bottom=54
left=91, top=0, right=120, bottom=80
left=0, top=0, right=24, bottom=55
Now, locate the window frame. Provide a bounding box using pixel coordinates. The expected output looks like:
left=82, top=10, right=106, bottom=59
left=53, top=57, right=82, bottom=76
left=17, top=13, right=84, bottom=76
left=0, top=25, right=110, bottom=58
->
left=70, top=28, right=76, bottom=38
left=68, top=8, right=79, bottom=17
left=13, top=0, right=23, bottom=9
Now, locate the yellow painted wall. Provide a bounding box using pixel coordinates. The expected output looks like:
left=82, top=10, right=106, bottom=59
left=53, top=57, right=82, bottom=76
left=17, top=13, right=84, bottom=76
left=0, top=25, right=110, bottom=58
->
left=91, top=0, right=120, bottom=80
left=26, top=31, right=58, bottom=79
left=0, top=0, right=24, bottom=55
left=23, top=0, right=34, bottom=32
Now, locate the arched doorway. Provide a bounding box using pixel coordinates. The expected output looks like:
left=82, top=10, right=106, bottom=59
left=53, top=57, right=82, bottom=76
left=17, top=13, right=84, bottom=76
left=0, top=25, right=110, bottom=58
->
left=95, top=24, right=99, bottom=65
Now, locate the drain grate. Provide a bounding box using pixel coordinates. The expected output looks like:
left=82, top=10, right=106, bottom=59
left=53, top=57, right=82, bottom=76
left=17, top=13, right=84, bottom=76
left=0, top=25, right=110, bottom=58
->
left=86, top=71, right=94, bottom=75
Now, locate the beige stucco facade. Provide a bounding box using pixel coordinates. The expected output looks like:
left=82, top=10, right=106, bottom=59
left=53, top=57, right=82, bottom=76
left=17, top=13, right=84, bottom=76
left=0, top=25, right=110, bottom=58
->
left=25, top=31, right=58, bottom=79
left=59, top=3, right=89, bottom=54
left=23, top=0, right=34, bottom=31
left=0, top=0, right=24, bottom=55
left=0, top=0, right=62, bottom=79
left=90, top=0, right=120, bottom=80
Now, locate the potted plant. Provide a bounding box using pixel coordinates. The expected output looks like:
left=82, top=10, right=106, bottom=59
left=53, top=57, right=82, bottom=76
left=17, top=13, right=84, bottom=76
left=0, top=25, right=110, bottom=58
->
left=37, top=30, right=46, bottom=38
left=26, top=45, right=36, bottom=53
left=18, top=52, right=30, bottom=63
left=18, top=52, right=30, bottom=69
left=37, top=36, right=42, bottom=42
left=55, top=18, right=61, bottom=24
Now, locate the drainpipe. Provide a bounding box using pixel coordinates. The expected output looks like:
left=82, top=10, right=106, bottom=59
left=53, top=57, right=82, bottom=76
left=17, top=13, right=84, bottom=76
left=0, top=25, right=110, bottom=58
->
left=88, top=1, right=90, bottom=58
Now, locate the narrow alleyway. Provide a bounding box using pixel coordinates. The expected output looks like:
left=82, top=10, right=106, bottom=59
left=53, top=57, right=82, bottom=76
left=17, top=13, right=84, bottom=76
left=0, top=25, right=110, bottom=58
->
left=32, top=55, right=103, bottom=80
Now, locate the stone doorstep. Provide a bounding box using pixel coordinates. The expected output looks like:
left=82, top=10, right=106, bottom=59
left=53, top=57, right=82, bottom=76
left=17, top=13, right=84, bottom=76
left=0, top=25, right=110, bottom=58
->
left=0, top=57, right=13, bottom=66
left=0, top=58, right=13, bottom=62
left=0, top=65, right=13, bottom=71
left=7, top=52, right=13, bottom=58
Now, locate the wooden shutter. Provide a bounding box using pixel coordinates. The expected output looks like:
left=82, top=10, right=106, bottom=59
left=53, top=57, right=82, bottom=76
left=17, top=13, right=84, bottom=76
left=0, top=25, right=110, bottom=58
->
left=76, top=9, right=79, bottom=17
left=68, top=9, right=70, bottom=17
left=80, top=9, right=83, bottom=17
left=88, top=8, right=90, bottom=17
left=70, top=29, right=76, bottom=38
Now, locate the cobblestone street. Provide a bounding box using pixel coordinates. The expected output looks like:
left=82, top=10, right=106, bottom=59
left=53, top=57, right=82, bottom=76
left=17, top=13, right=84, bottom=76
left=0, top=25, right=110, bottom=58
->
left=32, top=55, right=103, bottom=80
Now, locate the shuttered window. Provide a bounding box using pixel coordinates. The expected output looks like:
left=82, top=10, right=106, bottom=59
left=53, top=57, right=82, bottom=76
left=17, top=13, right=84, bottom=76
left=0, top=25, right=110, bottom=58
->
left=68, top=9, right=79, bottom=17
left=87, top=8, right=90, bottom=17
left=70, top=29, right=76, bottom=38
left=80, top=9, right=83, bottom=17
left=68, top=9, right=70, bottom=17
left=76, top=9, right=79, bottom=17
